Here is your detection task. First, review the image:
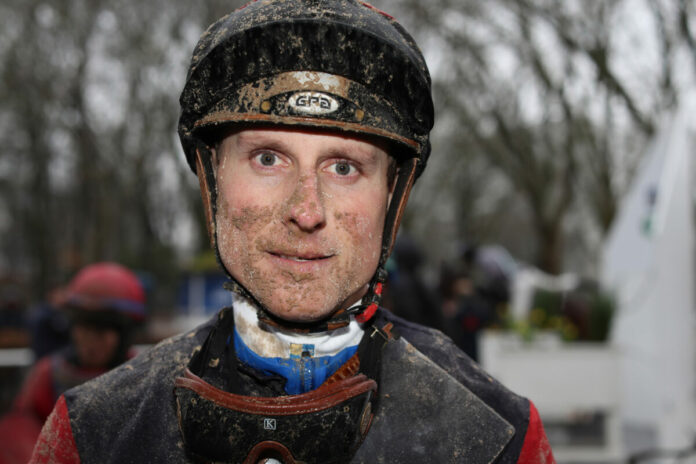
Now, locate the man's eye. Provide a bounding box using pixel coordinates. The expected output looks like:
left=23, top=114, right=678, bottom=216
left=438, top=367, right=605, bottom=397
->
left=332, top=161, right=356, bottom=176
left=254, top=152, right=278, bottom=166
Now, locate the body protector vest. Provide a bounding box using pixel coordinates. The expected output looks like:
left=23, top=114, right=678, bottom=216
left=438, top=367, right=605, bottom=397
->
left=173, top=308, right=515, bottom=463
left=61, top=308, right=529, bottom=463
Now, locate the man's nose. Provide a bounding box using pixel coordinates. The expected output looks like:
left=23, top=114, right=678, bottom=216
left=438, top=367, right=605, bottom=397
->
left=284, top=174, right=326, bottom=232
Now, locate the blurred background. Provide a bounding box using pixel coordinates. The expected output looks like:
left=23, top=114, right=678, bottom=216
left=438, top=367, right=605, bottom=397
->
left=0, top=0, right=694, bottom=462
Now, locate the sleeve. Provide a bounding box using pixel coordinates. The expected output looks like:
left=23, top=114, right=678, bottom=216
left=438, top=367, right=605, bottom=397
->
left=28, top=395, right=80, bottom=464
left=12, top=357, right=57, bottom=422
left=0, top=411, right=44, bottom=464
left=516, top=401, right=555, bottom=464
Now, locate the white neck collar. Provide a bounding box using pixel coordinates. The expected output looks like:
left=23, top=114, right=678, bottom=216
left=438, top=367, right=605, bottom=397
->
left=232, top=294, right=364, bottom=358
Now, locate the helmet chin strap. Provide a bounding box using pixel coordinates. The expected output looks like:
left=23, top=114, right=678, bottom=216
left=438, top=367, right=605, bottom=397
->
left=196, top=143, right=419, bottom=333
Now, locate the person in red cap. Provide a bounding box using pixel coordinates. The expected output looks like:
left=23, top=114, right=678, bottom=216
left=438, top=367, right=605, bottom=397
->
left=0, top=262, right=144, bottom=464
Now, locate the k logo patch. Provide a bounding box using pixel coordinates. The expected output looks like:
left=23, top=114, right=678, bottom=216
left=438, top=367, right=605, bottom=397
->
left=263, top=418, right=277, bottom=430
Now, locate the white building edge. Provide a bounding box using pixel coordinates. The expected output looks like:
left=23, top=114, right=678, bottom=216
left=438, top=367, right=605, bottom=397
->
left=601, top=94, right=696, bottom=452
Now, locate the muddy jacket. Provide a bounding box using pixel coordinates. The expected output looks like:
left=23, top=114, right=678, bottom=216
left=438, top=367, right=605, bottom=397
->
left=30, top=308, right=553, bottom=463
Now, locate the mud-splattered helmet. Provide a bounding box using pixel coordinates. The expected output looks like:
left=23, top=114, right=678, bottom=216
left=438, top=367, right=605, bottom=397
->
left=178, top=0, right=434, bottom=330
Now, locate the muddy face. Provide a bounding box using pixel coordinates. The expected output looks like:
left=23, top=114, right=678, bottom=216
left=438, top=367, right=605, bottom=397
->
left=214, top=127, right=391, bottom=322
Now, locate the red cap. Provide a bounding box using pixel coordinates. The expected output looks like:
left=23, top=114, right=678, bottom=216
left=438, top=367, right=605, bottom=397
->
left=64, top=262, right=145, bottom=320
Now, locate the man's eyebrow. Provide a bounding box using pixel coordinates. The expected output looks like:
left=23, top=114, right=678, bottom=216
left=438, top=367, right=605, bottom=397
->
left=324, top=146, right=380, bottom=164
left=235, top=133, right=287, bottom=152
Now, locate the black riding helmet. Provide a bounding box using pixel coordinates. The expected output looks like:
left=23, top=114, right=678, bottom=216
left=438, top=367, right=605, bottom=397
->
left=179, top=0, right=434, bottom=331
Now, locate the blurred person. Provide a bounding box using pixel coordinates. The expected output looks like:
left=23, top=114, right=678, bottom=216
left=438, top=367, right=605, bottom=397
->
left=466, top=245, right=516, bottom=312
left=440, top=245, right=514, bottom=360
left=0, top=263, right=144, bottom=464
left=439, top=263, right=478, bottom=358
left=382, top=235, right=442, bottom=330
left=32, top=2, right=553, bottom=462
left=449, top=270, right=493, bottom=361
left=0, top=277, right=29, bottom=348
left=27, top=288, right=71, bottom=360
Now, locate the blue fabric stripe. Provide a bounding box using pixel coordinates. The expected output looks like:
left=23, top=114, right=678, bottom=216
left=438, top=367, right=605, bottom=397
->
left=233, top=329, right=358, bottom=395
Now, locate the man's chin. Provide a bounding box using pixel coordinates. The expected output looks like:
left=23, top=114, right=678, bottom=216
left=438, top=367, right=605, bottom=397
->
left=262, top=296, right=365, bottom=326
left=241, top=279, right=368, bottom=326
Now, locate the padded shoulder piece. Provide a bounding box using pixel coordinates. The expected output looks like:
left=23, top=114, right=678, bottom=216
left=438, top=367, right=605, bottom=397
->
left=374, top=309, right=532, bottom=462
left=352, top=337, right=514, bottom=462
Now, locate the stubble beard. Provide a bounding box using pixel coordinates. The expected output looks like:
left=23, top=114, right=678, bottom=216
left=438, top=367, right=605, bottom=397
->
left=214, top=199, right=371, bottom=322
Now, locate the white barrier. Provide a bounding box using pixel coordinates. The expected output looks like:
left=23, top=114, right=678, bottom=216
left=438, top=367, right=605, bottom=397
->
left=0, top=348, right=34, bottom=368
left=480, top=331, right=623, bottom=463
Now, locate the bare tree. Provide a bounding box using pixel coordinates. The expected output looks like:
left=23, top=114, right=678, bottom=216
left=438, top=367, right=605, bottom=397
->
left=0, top=0, right=244, bottom=302
left=382, top=0, right=675, bottom=274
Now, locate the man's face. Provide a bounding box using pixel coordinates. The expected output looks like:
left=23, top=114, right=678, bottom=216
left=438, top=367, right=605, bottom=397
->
left=214, top=128, right=392, bottom=322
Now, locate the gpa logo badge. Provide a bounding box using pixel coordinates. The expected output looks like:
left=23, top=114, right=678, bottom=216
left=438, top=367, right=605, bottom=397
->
left=263, top=418, right=277, bottom=430
left=288, top=91, right=339, bottom=115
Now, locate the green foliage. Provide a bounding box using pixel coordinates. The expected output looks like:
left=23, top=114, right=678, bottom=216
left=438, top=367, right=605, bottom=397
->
left=587, top=292, right=615, bottom=342
left=504, top=286, right=615, bottom=343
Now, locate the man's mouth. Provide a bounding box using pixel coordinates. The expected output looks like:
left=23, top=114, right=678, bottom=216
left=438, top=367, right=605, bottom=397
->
left=270, top=252, right=333, bottom=262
